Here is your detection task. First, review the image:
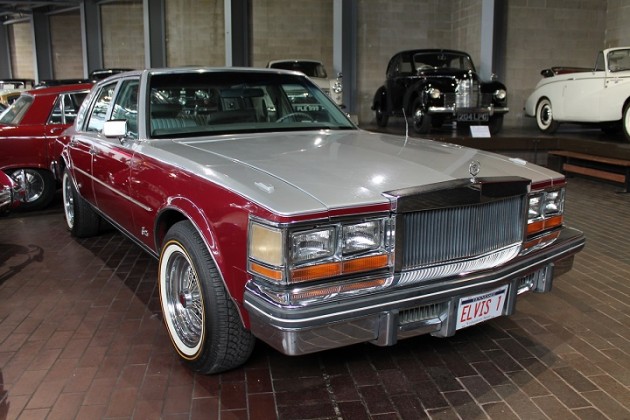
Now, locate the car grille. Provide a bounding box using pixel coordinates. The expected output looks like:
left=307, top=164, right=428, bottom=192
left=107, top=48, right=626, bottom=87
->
left=444, top=79, right=493, bottom=108
left=387, top=178, right=529, bottom=284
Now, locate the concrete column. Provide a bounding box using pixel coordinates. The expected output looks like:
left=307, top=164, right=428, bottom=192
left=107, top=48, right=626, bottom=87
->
left=80, top=0, right=103, bottom=76
left=144, top=0, right=166, bottom=68
left=333, top=0, right=357, bottom=114
left=224, top=0, right=250, bottom=67
left=32, top=11, right=53, bottom=81
left=0, top=22, right=11, bottom=78
left=480, top=0, right=507, bottom=81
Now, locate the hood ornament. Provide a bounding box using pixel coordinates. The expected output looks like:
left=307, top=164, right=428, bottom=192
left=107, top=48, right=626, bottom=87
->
left=469, top=160, right=481, bottom=183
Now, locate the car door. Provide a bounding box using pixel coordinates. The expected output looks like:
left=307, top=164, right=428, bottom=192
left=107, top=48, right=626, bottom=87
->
left=67, top=82, right=119, bottom=208
left=88, top=78, right=140, bottom=235
left=46, top=90, right=89, bottom=166
left=560, top=71, right=604, bottom=122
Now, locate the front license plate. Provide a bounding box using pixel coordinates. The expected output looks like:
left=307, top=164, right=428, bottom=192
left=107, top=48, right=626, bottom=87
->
left=456, top=285, right=508, bottom=330
left=457, top=113, right=489, bottom=122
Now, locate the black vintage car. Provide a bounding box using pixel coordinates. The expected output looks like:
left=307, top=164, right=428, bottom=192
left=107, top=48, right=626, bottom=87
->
left=372, top=49, right=508, bottom=134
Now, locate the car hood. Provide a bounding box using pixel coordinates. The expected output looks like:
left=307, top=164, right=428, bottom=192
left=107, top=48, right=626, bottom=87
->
left=151, top=130, right=558, bottom=216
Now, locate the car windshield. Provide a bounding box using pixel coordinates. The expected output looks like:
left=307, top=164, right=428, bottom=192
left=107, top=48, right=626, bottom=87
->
left=607, top=49, right=630, bottom=72
left=412, top=52, right=475, bottom=72
left=148, top=71, right=353, bottom=138
left=0, top=95, right=33, bottom=125
left=268, top=61, right=328, bottom=78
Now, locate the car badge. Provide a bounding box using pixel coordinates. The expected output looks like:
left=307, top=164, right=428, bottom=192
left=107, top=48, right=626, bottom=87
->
left=469, top=160, right=481, bottom=183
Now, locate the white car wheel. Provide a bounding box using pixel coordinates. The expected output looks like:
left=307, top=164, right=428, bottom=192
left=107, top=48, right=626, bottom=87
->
left=622, top=103, right=630, bottom=142
left=535, top=98, right=559, bottom=133
left=159, top=221, right=255, bottom=374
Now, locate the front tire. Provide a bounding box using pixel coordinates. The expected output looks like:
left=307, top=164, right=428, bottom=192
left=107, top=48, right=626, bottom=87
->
left=622, top=103, right=630, bottom=142
left=535, top=98, right=559, bottom=133
left=411, top=98, right=432, bottom=134
left=489, top=115, right=504, bottom=135
left=62, top=169, right=100, bottom=237
left=159, top=221, right=255, bottom=374
left=7, top=168, right=55, bottom=211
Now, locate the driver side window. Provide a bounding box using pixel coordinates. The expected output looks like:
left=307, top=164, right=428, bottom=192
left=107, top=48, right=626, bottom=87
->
left=86, top=82, right=117, bottom=133
left=111, top=79, right=139, bottom=139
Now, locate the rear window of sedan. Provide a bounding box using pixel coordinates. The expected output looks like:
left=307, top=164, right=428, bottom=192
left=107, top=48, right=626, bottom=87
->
left=0, top=95, right=33, bottom=125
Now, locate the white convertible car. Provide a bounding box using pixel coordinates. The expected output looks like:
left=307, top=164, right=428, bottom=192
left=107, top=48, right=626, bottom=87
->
left=525, top=47, right=630, bottom=141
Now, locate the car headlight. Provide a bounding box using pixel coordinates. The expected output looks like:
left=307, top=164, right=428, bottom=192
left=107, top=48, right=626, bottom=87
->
left=494, top=89, right=507, bottom=100
left=291, top=227, right=335, bottom=264
left=526, top=188, right=564, bottom=237
left=332, top=80, right=342, bottom=94
left=428, top=88, right=441, bottom=99
left=248, top=217, right=393, bottom=284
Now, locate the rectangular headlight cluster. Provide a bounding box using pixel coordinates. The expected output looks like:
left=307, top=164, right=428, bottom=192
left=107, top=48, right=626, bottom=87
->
left=526, top=187, right=564, bottom=238
left=248, top=216, right=394, bottom=285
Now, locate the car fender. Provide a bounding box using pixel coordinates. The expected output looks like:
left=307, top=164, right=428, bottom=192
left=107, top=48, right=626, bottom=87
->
left=154, top=196, right=251, bottom=326
left=372, top=86, right=387, bottom=110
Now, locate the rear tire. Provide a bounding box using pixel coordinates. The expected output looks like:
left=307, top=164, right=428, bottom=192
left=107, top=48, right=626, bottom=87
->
left=375, top=99, right=389, bottom=128
left=62, top=169, right=100, bottom=237
left=159, top=221, right=255, bottom=374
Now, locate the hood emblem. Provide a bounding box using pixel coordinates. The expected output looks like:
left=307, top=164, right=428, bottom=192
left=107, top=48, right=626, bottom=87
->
left=469, top=160, right=481, bottom=183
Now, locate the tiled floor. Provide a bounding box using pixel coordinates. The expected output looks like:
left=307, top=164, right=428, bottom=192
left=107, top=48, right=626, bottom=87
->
left=1, top=159, right=630, bottom=419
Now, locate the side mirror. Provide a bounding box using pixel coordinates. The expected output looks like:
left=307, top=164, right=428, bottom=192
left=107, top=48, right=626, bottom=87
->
left=103, top=119, right=128, bottom=143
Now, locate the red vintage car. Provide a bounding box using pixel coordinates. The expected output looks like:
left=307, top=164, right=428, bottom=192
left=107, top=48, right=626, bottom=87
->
left=0, top=83, right=92, bottom=210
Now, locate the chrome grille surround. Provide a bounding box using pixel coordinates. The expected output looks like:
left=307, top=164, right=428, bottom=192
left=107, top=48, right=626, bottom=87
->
left=385, top=177, right=529, bottom=284
left=444, top=79, right=493, bottom=109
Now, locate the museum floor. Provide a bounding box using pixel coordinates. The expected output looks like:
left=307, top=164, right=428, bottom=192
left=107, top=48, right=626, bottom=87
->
left=1, top=125, right=629, bottom=419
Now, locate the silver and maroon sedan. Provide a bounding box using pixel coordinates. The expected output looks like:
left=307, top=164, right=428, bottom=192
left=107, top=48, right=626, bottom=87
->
left=60, top=67, right=584, bottom=374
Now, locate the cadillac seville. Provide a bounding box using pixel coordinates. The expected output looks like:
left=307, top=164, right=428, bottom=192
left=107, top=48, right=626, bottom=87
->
left=60, top=67, right=584, bottom=374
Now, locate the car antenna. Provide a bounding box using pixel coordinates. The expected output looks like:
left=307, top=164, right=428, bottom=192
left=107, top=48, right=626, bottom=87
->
left=402, top=107, right=409, bottom=148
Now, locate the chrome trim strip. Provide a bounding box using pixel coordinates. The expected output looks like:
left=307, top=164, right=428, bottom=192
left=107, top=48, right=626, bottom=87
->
left=74, top=166, right=153, bottom=212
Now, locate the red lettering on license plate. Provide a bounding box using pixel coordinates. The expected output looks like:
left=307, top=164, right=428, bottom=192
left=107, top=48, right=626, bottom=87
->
left=456, top=285, right=508, bottom=330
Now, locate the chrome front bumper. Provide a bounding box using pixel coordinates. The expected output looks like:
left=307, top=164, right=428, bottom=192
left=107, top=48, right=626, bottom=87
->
left=243, top=227, right=584, bottom=356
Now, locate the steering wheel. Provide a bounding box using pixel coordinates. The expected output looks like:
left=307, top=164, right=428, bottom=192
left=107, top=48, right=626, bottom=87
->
left=276, top=112, right=314, bottom=123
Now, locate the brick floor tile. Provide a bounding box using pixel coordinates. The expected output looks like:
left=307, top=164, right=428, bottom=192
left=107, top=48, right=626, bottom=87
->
left=581, top=389, right=630, bottom=419
left=458, top=375, right=501, bottom=404
left=245, top=367, right=272, bottom=394
left=190, top=397, right=219, bottom=420
left=46, top=392, right=84, bottom=420
left=25, top=379, right=65, bottom=410
left=162, top=384, right=194, bottom=414
left=277, top=402, right=337, bottom=420
left=481, top=401, right=519, bottom=420
left=531, top=394, right=580, bottom=419
left=75, top=405, right=107, bottom=420
left=337, top=401, right=370, bottom=420
left=247, top=393, right=277, bottom=420
left=104, top=386, right=138, bottom=418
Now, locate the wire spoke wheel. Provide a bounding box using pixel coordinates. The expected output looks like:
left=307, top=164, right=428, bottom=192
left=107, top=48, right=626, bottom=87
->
left=164, top=250, right=203, bottom=351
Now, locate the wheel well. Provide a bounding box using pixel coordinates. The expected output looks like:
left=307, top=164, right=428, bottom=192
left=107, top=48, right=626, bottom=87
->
left=155, top=209, right=187, bottom=250
left=537, top=96, right=550, bottom=108
left=622, top=97, right=630, bottom=114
